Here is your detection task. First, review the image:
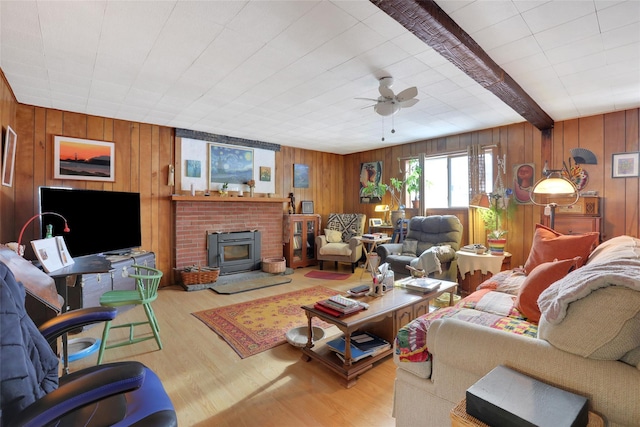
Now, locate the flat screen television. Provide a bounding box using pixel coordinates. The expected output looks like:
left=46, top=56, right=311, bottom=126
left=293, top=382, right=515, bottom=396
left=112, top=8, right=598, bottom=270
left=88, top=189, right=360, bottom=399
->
left=39, top=187, right=142, bottom=257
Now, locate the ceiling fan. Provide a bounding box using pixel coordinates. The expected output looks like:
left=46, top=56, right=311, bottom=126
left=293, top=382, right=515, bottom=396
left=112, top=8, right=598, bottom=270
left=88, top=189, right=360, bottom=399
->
left=357, top=76, right=419, bottom=117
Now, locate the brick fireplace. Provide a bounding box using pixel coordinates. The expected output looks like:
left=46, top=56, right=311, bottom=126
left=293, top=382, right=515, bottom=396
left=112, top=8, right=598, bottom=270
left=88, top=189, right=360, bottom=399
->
left=173, top=196, right=286, bottom=270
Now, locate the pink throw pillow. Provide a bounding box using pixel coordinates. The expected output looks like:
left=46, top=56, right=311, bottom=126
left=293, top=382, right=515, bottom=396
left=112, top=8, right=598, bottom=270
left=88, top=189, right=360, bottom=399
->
left=523, top=224, right=598, bottom=275
left=515, top=256, right=581, bottom=322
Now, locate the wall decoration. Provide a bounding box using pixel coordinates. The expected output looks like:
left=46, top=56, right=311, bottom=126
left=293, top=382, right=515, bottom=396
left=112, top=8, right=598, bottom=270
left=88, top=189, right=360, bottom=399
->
left=359, top=161, right=383, bottom=204
left=54, top=136, right=115, bottom=182
left=185, top=160, right=201, bottom=177
left=513, top=163, right=535, bottom=204
left=293, top=163, right=309, bottom=188
left=2, top=126, right=17, bottom=187
left=260, top=166, right=271, bottom=181
left=612, top=152, right=639, bottom=178
left=209, top=143, right=253, bottom=187
left=301, top=201, right=314, bottom=214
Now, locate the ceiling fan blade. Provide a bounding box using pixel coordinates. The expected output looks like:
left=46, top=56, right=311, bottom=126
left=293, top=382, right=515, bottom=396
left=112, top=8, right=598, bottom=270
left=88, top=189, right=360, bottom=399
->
left=396, top=86, right=418, bottom=102
left=399, top=98, right=419, bottom=108
left=378, top=85, right=394, bottom=99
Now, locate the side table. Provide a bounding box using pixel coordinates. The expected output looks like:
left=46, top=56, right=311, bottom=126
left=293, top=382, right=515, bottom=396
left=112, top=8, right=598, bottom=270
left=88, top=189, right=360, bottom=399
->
left=456, top=251, right=511, bottom=297
left=360, top=236, right=391, bottom=278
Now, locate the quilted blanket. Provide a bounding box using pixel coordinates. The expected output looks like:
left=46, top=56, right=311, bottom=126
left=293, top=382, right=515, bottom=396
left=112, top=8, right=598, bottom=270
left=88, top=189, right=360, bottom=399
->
left=395, top=288, right=538, bottom=363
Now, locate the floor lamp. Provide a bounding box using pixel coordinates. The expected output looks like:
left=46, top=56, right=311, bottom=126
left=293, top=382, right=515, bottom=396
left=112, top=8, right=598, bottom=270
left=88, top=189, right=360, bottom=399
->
left=529, top=170, right=578, bottom=229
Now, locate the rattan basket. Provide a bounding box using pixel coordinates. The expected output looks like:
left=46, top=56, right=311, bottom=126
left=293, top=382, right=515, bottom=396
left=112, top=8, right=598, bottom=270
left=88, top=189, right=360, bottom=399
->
left=180, top=266, right=220, bottom=285
left=262, top=257, right=286, bottom=273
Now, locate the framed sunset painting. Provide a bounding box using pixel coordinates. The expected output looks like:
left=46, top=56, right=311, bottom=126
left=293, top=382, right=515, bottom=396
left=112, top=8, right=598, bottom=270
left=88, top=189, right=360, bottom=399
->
left=54, top=136, right=115, bottom=181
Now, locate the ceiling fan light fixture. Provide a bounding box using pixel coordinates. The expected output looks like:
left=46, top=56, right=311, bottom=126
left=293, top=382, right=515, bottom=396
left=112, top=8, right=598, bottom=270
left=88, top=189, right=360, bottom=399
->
left=374, top=102, right=399, bottom=116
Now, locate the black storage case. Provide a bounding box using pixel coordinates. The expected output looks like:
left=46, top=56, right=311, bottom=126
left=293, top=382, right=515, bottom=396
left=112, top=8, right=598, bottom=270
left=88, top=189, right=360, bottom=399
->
left=466, top=365, right=589, bottom=427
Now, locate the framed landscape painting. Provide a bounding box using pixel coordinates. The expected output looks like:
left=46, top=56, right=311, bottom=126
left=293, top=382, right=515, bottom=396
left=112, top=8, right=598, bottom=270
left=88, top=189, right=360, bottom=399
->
left=54, top=136, right=115, bottom=182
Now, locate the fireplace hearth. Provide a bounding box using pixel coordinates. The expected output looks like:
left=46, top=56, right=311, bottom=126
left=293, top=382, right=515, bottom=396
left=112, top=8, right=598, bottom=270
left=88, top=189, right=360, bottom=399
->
left=207, top=231, right=261, bottom=275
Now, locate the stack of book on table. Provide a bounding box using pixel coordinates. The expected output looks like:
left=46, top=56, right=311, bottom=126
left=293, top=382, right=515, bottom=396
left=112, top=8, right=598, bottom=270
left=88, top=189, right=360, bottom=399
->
left=402, top=277, right=441, bottom=293
left=327, top=332, right=391, bottom=363
left=314, top=294, right=365, bottom=317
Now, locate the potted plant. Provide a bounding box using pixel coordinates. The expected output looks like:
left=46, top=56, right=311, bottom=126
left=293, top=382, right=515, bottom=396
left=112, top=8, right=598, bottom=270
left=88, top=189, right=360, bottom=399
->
left=387, top=177, right=406, bottom=226
left=406, top=162, right=421, bottom=209
left=361, top=181, right=387, bottom=201
left=219, top=182, right=229, bottom=197
left=479, top=192, right=514, bottom=254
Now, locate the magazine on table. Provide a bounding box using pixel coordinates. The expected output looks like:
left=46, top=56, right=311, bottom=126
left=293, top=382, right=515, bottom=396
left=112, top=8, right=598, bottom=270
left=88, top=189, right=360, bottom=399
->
left=403, top=277, right=441, bottom=293
left=31, top=236, right=74, bottom=273
left=326, top=333, right=391, bottom=362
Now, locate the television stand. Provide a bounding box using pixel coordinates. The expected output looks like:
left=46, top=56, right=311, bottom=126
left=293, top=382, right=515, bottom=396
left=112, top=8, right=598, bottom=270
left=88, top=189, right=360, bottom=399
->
left=104, top=250, right=132, bottom=256
left=66, top=252, right=156, bottom=321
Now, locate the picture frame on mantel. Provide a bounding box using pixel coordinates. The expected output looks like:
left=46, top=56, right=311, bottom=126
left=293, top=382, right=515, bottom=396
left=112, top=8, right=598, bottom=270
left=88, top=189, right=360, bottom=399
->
left=612, top=152, right=639, bottom=178
left=54, top=136, right=115, bottom=182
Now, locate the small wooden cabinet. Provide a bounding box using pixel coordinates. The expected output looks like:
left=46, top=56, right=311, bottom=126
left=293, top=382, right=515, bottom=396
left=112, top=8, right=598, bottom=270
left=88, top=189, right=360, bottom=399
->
left=545, top=215, right=601, bottom=237
left=284, top=215, right=319, bottom=268
left=544, top=196, right=602, bottom=239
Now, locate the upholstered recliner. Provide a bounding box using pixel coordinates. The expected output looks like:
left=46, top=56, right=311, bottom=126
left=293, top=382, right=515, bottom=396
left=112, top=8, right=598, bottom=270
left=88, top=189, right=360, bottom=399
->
left=377, top=215, right=463, bottom=281
left=316, top=213, right=366, bottom=273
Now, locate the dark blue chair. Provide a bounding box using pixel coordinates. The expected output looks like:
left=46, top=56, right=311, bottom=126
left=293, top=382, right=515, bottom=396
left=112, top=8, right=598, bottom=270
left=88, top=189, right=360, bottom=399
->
left=392, top=218, right=409, bottom=243
left=0, top=260, right=177, bottom=427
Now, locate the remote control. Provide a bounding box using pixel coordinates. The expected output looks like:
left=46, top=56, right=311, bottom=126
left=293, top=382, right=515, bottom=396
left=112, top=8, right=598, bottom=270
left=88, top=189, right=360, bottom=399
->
left=349, top=284, right=370, bottom=294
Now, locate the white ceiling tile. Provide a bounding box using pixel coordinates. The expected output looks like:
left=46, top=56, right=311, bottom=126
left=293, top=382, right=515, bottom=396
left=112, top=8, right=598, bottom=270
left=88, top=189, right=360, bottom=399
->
left=0, top=0, right=637, bottom=154
left=597, top=0, right=640, bottom=32
left=522, top=1, right=596, bottom=34
left=446, top=0, right=520, bottom=34
left=602, top=22, right=640, bottom=53
left=470, top=14, right=531, bottom=52
left=534, top=13, right=601, bottom=51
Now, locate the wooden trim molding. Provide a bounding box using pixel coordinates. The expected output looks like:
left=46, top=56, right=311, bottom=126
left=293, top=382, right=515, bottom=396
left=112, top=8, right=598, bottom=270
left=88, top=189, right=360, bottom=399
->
left=171, top=195, right=289, bottom=203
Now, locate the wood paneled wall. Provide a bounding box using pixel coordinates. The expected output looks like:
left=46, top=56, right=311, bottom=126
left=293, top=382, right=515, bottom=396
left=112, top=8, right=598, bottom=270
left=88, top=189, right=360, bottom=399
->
left=0, top=71, right=18, bottom=245
left=343, top=112, right=640, bottom=269
left=10, top=104, right=175, bottom=285
left=2, top=62, right=638, bottom=284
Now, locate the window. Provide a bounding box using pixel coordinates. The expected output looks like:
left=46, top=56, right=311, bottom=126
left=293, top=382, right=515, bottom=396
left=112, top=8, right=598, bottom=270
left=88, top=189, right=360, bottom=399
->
left=422, top=150, right=493, bottom=209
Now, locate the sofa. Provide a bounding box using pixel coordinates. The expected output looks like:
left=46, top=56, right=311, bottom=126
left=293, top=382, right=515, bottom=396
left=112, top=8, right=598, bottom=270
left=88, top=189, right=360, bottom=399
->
left=392, top=227, right=640, bottom=427
left=316, top=213, right=366, bottom=273
left=376, top=215, right=462, bottom=281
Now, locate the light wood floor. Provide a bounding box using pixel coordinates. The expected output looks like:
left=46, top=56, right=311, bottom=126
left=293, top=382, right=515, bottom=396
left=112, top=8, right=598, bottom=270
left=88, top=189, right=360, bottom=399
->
left=68, top=266, right=398, bottom=427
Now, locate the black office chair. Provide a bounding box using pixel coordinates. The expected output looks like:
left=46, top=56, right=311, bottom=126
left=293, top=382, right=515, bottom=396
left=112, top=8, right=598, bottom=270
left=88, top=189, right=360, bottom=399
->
left=0, top=261, right=177, bottom=427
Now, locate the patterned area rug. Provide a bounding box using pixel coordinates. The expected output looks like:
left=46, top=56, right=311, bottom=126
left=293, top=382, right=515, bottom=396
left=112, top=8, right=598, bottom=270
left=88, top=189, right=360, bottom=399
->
left=192, top=286, right=338, bottom=358
left=304, top=270, right=352, bottom=280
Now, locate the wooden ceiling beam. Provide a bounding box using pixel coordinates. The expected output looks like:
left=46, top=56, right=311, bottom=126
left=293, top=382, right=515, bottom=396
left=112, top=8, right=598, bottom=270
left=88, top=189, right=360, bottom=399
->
left=371, top=0, right=554, bottom=131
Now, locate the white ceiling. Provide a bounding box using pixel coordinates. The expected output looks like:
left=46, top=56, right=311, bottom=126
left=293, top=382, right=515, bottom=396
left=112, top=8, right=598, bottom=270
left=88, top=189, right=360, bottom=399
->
left=1, top=1, right=638, bottom=155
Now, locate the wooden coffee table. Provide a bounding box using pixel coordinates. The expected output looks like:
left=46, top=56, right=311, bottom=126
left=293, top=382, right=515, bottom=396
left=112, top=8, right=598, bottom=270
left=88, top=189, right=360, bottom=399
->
left=301, top=280, right=457, bottom=388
